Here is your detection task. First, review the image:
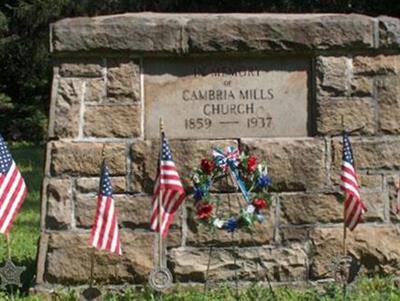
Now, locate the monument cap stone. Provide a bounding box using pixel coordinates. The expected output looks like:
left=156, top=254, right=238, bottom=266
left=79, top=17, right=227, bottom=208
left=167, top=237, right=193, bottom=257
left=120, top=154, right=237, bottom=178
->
left=50, top=13, right=376, bottom=54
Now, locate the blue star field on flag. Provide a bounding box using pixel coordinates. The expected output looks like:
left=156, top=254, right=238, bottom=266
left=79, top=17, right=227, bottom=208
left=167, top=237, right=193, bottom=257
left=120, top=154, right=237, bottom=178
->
left=342, top=132, right=354, bottom=166
left=161, top=135, right=173, bottom=161
left=99, top=162, right=112, bottom=197
left=0, top=137, right=13, bottom=174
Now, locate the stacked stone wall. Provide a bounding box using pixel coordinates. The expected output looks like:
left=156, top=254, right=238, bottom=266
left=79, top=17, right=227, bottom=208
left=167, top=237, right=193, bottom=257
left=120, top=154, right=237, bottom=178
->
left=37, top=13, right=400, bottom=288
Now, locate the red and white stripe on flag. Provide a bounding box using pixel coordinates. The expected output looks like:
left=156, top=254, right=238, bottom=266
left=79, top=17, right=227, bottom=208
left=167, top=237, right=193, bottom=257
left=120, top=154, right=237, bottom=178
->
left=150, top=133, right=185, bottom=238
left=0, top=135, right=28, bottom=235
left=340, top=133, right=367, bottom=231
left=90, top=161, right=121, bottom=255
left=0, top=161, right=27, bottom=234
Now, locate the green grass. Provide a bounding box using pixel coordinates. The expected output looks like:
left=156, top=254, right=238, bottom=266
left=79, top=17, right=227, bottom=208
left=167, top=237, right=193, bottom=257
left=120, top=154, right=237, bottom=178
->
left=1, top=277, right=399, bottom=301
left=0, top=144, right=399, bottom=300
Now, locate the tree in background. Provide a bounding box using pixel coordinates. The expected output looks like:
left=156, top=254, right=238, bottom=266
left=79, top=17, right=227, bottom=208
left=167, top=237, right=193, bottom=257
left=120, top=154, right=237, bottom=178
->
left=0, top=0, right=398, bottom=142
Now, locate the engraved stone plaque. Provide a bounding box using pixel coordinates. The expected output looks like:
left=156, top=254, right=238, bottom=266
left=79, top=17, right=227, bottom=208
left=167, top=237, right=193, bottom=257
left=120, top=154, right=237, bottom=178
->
left=144, top=57, right=309, bottom=139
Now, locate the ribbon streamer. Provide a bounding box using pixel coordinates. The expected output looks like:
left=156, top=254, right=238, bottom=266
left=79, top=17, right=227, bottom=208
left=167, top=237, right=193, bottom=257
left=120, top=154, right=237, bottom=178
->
left=212, top=147, right=250, bottom=202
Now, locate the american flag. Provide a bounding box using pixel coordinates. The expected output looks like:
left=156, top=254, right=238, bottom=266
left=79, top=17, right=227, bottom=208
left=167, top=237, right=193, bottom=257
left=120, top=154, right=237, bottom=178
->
left=340, top=132, right=367, bottom=231
left=150, top=133, right=185, bottom=238
left=90, top=160, right=121, bottom=255
left=0, top=136, right=27, bottom=234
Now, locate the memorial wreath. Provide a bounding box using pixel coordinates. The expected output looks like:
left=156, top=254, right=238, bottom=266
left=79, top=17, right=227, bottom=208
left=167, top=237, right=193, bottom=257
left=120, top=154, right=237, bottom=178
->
left=191, top=146, right=272, bottom=232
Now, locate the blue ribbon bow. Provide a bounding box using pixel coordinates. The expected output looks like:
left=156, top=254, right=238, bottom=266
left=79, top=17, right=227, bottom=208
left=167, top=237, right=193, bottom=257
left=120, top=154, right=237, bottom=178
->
left=212, top=147, right=250, bottom=203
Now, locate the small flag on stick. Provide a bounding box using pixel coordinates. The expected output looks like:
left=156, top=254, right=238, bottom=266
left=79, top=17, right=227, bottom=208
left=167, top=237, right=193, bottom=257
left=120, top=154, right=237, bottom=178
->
left=90, top=160, right=121, bottom=255
left=150, top=132, right=186, bottom=238
left=0, top=136, right=27, bottom=234
left=340, top=132, right=367, bottom=231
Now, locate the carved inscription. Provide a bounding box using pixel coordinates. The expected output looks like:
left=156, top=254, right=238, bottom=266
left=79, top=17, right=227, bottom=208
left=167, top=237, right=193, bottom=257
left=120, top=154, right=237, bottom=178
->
left=144, top=58, right=309, bottom=139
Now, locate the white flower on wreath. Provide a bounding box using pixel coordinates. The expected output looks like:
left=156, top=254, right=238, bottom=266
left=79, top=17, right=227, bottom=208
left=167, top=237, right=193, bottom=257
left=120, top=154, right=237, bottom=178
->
left=213, top=218, right=224, bottom=229
left=192, top=173, right=200, bottom=184
left=257, top=163, right=268, bottom=176
left=246, top=204, right=256, bottom=214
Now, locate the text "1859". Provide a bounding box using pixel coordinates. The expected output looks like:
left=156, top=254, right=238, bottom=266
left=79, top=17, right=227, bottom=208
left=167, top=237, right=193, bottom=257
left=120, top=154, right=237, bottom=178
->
left=185, top=118, right=212, bottom=130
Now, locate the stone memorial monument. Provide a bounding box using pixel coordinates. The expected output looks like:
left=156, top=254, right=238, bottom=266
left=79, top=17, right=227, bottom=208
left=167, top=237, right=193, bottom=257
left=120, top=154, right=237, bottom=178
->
left=36, top=13, right=400, bottom=289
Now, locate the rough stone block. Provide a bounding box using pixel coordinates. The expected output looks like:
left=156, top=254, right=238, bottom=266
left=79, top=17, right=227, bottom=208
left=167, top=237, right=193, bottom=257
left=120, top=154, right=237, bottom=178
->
left=44, top=178, right=72, bottom=230
left=386, top=175, right=400, bottom=222
left=379, top=16, right=400, bottom=48
left=359, top=174, right=383, bottom=191
left=332, top=138, right=400, bottom=170
left=170, top=245, right=308, bottom=283
left=51, top=14, right=186, bottom=53
left=310, top=225, right=400, bottom=279
left=316, top=56, right=349, bottom=97
left=280, top=192, right=384, bottom=225
left=377, top=75, right=400, bottom=134
left=130, top=139, right=237, bottom=193
left=107, top=59, right=140, bottom=103
left=241, top=138, right=326, bottom=191
left=280, top=193, right=342, bottom=225
left=280, top=226, right=310, bottom=243
left=353, top=55, right=399, bottom=75
left=362, top=191, right=387, bottom=222
left=316, top=98, right=376, bottom=135
left=45, top=231, right=155, bottom=284
left=49, top=78, right=82, bottom=138
left=186, top=194, right=275, bottom=246
left=85, top=78, right=105, bottom=103
left=76, top=177, right=126, bottom=194
left=59, top=60, right=103, bottom=77
left=351, top=76, right=373, bottom=97
left=83, top=105, right=141, bottom=138
left=185, top=14, right=374, bottom=52
left=75, top=194, right=181, bottom=232
left=50, top=142, right=127, bottom=176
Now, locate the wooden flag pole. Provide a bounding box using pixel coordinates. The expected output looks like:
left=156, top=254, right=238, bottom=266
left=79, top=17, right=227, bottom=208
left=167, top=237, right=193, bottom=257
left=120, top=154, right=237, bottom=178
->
left=6, top=234, right=11, bottom=259
left=341, top=115, right=347, bottom=257
left=89, top=247, right=95, bottom=288
left=158, top=118, right=164, bottom=268
left=343, top=210, right=347, bottom=256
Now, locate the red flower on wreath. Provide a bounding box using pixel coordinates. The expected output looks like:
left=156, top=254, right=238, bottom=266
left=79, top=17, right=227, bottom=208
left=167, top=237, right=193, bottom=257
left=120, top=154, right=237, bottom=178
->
left=197, top=203, right=213, bottom=220
left=201, top=159, right=215, bottom=174
left=253, top=198, right=267, bottom=210
left=247, top=155, right=257, bottom=173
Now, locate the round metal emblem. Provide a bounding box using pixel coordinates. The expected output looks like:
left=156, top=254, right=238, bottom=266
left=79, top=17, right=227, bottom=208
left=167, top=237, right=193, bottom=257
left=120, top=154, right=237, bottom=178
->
left=149, top=267, right=173, bottom=291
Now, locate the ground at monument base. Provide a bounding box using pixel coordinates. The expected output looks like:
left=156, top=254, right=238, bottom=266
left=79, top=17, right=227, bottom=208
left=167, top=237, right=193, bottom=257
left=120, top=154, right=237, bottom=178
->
left=1, top=276, right=399, bottom=300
